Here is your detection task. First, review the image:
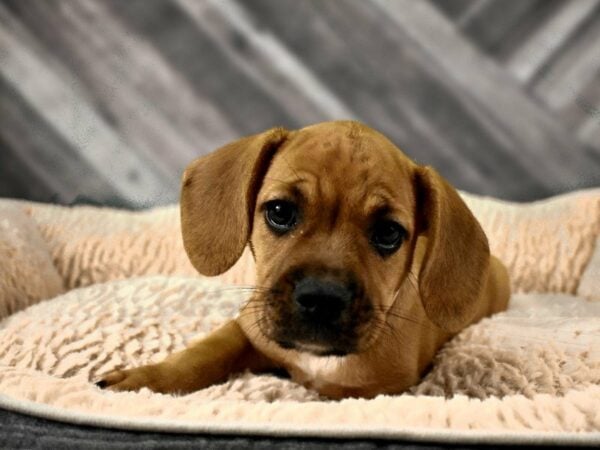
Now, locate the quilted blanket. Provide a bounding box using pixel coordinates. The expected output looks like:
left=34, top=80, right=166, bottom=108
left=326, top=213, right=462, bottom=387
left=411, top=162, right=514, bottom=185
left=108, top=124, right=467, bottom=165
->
left=0, top=189, right=598, bottom=445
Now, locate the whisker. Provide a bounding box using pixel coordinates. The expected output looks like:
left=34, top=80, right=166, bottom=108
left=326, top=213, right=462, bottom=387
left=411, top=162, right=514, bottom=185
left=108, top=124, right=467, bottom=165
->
left=361, top=320, right=401, bottom=351
left=370, top=323, right=396, bottom=340
left=239, top=295, right=278, bottom=308
left=203, top=286, right=281, bottom=294
left=369, top=306, right=440, bottom=333
left=242, top=314, right=271, bottom=341
left=406, top=271, right=420, bottom=293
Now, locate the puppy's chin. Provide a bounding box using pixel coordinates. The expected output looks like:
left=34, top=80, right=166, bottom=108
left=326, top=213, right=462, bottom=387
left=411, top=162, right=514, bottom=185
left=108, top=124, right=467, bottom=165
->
left=276, top=340, right=354, bottom=357
left=265, top=309, right=376, bottom=357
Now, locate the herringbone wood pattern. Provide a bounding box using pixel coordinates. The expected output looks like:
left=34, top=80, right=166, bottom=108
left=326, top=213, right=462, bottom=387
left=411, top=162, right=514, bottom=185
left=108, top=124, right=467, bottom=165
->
left=1, top=0, right=598, bottom=207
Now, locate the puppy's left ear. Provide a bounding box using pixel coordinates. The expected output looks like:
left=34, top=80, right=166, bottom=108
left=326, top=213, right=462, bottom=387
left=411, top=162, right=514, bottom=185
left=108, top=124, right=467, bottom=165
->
left=181, top=127, right=288, bottom=276
left=414, top=166, right=490, bottom=332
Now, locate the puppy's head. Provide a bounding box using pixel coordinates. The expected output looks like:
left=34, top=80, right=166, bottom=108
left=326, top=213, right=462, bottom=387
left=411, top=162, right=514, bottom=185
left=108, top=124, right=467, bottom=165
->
left=181, top=121, right=489, bottom=356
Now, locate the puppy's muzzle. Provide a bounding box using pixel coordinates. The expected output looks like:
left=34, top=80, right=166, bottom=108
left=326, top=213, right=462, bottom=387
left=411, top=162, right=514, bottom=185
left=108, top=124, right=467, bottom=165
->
left=266, top=267, right=372, bottom=356
left=293, top=277, right=353, bottom=322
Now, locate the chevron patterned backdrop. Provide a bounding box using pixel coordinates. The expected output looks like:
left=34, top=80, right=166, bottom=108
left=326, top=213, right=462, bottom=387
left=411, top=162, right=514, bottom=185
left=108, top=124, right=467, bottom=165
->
left=1, top=0, right=599, bottom=208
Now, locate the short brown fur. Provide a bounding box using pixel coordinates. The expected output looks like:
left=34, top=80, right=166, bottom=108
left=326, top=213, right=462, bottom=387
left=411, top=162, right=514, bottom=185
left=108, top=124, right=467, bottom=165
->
left=99, top=121, right=510, bottom=399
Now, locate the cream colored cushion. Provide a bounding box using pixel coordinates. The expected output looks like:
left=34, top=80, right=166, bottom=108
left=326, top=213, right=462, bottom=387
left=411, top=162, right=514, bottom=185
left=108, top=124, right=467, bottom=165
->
left=0, top=189, right=599, bottom=443
left=0, top=277, right=598, bottom=434
left=0, top=203, right=64, bottom=319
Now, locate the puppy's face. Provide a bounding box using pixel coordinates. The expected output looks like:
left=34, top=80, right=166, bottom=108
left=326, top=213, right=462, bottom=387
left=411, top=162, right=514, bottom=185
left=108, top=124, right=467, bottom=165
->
left=249, top=124, right=417, bottom=356
left=181, top=120, right=490, bottom=358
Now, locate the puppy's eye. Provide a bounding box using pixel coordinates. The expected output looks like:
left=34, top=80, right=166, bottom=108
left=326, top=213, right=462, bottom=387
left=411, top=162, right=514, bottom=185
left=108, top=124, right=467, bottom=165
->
left=370, top=220, right=406, bottom=255
left=264, top=200, right=298, bottom=234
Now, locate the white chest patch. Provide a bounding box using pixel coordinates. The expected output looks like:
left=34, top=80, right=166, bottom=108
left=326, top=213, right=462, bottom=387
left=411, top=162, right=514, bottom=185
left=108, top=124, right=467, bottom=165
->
left=295, top=351, right=346, bottom=382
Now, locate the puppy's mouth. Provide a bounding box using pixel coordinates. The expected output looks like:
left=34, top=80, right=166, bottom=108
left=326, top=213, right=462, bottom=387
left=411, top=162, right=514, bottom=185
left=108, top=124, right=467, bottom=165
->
left=275, top=339, right=354, bottom=357
left=264, top=303, right=375, bottom=357
left=258, top=267, right=374, bottom=357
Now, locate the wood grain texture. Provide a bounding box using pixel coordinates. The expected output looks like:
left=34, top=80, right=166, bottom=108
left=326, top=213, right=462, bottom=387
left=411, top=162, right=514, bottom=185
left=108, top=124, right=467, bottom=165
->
left=0, top=0, right=598, bottom=207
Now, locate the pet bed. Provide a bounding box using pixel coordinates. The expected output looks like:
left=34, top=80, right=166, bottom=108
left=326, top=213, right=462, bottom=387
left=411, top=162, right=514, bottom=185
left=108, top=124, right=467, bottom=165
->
left=0, top=189, right=598, bottom=446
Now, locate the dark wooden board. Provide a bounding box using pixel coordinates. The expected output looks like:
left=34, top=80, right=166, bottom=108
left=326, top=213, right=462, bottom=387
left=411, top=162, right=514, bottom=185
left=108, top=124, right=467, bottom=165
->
left=1, top=0, right=598, bottom=207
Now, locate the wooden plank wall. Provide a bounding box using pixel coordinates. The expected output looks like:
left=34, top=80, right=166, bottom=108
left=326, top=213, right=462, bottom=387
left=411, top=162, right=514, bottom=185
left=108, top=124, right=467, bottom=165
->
left=1, top=0, right=598, bottom=208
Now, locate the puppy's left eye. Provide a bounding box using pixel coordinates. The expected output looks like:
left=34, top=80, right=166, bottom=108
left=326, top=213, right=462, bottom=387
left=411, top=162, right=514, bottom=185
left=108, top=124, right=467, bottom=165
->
left=370, top=220, right=406, bottom=255
left=264, top=200, right=298, bottom=234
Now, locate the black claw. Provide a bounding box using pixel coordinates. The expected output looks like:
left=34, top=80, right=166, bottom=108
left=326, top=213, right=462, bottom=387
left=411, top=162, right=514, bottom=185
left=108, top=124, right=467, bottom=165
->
left=95, top=379, right=108, bottom=389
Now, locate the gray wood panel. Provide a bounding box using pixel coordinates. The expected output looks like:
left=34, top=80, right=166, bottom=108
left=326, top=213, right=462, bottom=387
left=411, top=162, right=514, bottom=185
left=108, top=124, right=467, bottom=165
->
left=0, top=76, right=123, bottom=204
left=0, top=0, right=598, bottom=208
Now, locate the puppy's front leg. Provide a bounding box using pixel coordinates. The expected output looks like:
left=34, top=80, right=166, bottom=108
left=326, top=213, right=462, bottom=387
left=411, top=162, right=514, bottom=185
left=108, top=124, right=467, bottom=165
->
left=97, top=320, right=275, bottom=394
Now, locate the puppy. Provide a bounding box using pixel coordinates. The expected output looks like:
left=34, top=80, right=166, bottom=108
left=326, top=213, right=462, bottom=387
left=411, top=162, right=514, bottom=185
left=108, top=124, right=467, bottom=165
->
left=98, top=121, right=510, bottom=399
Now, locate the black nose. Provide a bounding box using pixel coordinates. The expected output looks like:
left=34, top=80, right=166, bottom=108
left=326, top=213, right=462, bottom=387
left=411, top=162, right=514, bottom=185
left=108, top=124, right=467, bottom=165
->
left=293, top=277, right=354, bottom=320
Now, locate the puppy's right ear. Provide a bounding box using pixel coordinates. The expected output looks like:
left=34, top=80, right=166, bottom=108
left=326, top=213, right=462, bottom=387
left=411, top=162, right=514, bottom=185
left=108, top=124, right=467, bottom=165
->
left=180, top=128, right=288, bottom=276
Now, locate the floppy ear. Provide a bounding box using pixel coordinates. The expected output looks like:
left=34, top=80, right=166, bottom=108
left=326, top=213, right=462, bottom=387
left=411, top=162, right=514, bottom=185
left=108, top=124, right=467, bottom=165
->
left=180, top=127, right=288, bottom=276
left=414, top=166, right=490, bottom=332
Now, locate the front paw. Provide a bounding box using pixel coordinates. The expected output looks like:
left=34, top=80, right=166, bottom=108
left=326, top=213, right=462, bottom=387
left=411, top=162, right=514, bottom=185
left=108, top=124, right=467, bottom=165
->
left=95, top=364, right=171, bottom=394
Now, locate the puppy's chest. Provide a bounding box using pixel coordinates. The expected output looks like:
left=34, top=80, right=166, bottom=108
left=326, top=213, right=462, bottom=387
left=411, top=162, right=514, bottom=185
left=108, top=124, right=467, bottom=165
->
left=290, top=353, right=352, bottom=387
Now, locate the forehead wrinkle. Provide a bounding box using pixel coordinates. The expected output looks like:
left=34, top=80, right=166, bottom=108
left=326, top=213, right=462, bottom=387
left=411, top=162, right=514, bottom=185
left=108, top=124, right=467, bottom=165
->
left=260, top=170, right=319, bottom=201
left=268, top=136, right=413, bottom=219
left=363, top=190, right=412, bottom=224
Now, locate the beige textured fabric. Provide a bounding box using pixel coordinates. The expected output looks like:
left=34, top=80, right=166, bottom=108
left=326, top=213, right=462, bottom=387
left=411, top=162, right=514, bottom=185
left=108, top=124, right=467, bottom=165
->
left=6, top=188, right=600, bottom=295
left=0, top=203, right=64, bottom=320
left=0, top=189, right=599, bottom=443
left=0, top=278, right=598, bottom=437
left=462, top=189, right=600, bottom=294
left=8, top=200, right=255, bottom=290
left=578, top=237, right=600, bottom=301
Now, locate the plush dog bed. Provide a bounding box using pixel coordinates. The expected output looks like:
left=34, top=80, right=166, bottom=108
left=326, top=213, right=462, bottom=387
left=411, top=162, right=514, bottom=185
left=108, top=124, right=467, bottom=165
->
left=0, top=190, right=599, bottom=445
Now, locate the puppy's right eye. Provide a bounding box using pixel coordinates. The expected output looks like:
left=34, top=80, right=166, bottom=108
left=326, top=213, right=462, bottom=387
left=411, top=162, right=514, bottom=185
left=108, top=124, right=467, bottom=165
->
left=264, top=200, right=298, bottom=234
left=370, top=219, right=406, bottom=256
